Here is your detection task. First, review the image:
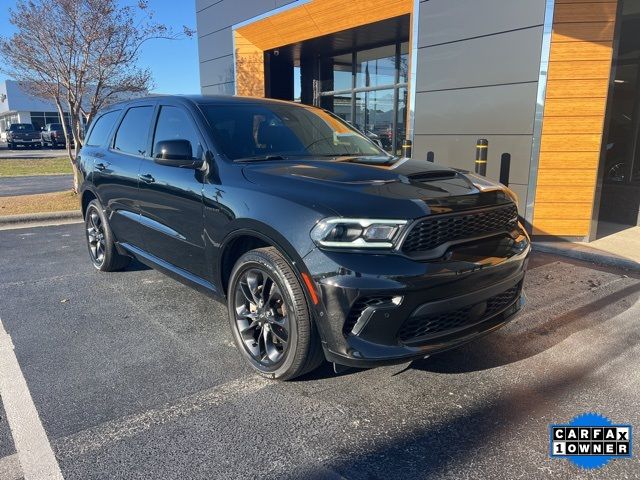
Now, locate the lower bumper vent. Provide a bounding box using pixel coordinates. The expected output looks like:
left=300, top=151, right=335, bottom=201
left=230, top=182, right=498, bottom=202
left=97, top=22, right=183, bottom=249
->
left=398, top=283, right=521, bottom=343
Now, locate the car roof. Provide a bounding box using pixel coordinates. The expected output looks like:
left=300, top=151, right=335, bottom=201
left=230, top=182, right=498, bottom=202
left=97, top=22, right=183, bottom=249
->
left=104, top=95, right=311, bottom=111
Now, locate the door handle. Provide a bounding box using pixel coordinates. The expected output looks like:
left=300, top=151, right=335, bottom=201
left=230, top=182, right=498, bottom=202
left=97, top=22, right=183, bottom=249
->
left=138, top=173, right=155, bottom=184
left=95, top=162, right=108, bottom=171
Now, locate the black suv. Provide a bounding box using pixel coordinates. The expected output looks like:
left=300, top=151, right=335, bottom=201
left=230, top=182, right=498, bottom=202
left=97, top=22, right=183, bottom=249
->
left=78, top=96, right=530, bottom=380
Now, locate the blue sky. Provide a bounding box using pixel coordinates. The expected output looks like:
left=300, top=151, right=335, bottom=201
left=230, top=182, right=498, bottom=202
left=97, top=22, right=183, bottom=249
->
left=0, top=0, right=200, bottom=94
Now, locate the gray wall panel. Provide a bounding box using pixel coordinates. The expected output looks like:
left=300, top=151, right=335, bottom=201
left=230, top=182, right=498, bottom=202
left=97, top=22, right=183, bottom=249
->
left=197, top=0, right=277, bottom=37
left=202, top=82, right=235, bottom=95
left=416, top=27, right=543, bottom=92
left=418, top=0, right=546, bottom=47
left=507, top=183, right=528, bottom=214
left=196, top=0, right=222, bottom=13
left=198, top=27, right=234, bottom=62
left=413, top=0, right=546, bottom=208
left=414, top=83, right=538, bottom=136
left=412, top=134, right=533, bottom=187
left=199, top=55, right=235, bottom=87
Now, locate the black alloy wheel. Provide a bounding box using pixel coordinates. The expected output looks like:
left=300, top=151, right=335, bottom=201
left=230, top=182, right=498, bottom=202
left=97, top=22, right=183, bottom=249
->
left=84, top=199, right=130, bottom=272
left=234, top=268, right=290, bottom=366
left=86, top=208, right=106, bottom=267
left=228, top=247, right=324, bottom=380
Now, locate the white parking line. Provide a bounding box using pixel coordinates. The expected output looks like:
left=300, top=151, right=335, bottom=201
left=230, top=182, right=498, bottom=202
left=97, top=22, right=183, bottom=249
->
left=55, top=375, right=269, bottom=460
left=0, top=318, right=64, bottom=480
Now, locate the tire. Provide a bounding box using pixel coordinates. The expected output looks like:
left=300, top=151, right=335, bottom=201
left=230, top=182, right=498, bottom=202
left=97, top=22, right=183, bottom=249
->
left=7, top=143, right=13, bottom=149
left=84, top=200, right=130, bottom=272
left=228, top=247, right=324, bottom=380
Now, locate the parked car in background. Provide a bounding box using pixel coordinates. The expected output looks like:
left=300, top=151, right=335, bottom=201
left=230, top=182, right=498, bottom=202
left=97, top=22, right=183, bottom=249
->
left=78, top=95, right=530, bottom=380
left=5, top=123, right=41, bottom=149
left=41, top=123, right=73, bottom=148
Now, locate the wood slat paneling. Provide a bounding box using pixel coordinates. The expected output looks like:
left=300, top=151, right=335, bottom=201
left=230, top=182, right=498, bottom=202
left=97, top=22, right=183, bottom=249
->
left=547, top=60, right=612, bottom=80
left=234, top=31, right=265, bottom=97
left=536, top=169, right=598, bottom=186
left=549, top=41, right=613, bottom=62
left=538, top=151, right=602, bottom=170
left=533, top=203, right=594, bottom=220
left=532, top=218, right=592, bottom=236
left=540, top=134, right=603, bottom=152
left=533, top=1, right=617, bottom=237
left=545, top=79, right=610, bottom=98
left=552, top=21, right=615, bottom=43
left=541, top=116, right=605, bottom=134
left=535, top=185, right=597, bottom=203
left=554, top=3, right=617, bottom=23
left=239, top=0, right=412, bottom=51
left=555, top=0, right=616, bottom=4
left=543, top=97, right=608, bottom=117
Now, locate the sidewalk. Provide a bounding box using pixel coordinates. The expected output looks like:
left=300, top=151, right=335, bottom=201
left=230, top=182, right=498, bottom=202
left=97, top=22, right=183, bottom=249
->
left=534, top=226, right=640, bottom=272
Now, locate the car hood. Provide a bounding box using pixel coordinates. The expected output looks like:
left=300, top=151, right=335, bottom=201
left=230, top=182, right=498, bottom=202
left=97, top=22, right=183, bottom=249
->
left=241, top=156, right=513, bottom=219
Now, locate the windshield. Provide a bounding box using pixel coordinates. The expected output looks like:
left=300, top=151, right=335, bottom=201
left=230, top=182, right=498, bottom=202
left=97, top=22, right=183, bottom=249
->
left=9, top=124, right=35, bottom=132
left=200, top=103, right=389, bottom=161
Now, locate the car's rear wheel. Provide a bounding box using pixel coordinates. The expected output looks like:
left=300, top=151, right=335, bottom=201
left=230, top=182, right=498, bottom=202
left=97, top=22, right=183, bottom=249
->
left=84, top=200, right=130, bottom=272
left=228, top=247, right=324, bottom=380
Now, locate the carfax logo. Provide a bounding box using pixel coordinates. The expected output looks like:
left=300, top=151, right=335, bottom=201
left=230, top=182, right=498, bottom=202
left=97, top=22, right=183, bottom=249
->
left=550, top=413, right=632, bottom=469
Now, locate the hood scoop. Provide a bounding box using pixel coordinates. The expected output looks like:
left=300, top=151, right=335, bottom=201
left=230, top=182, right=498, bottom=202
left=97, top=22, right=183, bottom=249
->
left=408, top=170, right=458, bottom=182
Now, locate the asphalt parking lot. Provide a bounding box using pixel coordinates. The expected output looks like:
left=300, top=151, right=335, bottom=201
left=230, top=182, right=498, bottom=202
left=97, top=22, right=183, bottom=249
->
left=0, top=174, right=74, bottom=197
left=0, top=144, right=66, bottom=159
left=0, top=223, right=639, bottom=479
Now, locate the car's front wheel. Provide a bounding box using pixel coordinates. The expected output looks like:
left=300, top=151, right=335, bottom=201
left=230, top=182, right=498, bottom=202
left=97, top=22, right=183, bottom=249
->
left=84, top=200, right=130, bottom=272
left=228, top=247, right=324, bottom=380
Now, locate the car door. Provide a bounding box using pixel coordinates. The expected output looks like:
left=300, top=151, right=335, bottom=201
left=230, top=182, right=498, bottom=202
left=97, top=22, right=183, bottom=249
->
left=137, top=102, right=207, bottom=278
left=92, top=102, right=155, bottom=248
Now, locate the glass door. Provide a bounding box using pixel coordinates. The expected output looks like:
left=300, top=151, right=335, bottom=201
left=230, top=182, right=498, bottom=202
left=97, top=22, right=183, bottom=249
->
left=316, top=42, right=409, bottom=155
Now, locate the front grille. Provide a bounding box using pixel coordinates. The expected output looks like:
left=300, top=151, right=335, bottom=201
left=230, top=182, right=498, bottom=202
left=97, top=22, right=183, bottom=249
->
left=401, top=204, right=518, bottom=255
left=344, top=296, right=394, bottom=335
left=398, top=283, right=521, bottom=343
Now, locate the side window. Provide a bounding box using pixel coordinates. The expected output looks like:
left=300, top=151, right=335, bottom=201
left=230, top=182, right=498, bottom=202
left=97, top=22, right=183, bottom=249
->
left=113, top=106, right=154, bottom=156
left=85, top=111, right=120, bottom=147
left=152, top=106, right=202, bottom=159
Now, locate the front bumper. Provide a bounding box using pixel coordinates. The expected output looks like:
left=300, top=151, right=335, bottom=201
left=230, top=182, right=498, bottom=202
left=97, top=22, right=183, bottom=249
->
left=303, top=228, right=530, bottom=368
left=10, top=138, right=40, bottom=144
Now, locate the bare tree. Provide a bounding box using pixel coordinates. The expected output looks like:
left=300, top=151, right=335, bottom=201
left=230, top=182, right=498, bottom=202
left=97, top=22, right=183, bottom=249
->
left=0, top=0, right=193, bottom=191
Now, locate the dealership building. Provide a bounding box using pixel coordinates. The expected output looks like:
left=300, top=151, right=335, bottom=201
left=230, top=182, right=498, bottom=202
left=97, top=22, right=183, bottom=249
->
left=196, top=0, right=640, bottom=241
left=0, top=80, right=71, bottom=133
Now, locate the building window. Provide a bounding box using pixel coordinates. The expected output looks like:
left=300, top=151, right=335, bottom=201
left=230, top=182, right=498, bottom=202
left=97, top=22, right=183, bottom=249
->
left=29, top=111, right=71, bottom=131
left=318, top=41, right=409, bottom=155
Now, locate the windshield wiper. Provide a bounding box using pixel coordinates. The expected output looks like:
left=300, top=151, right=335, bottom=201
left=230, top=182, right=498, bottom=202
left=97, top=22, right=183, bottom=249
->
left=234, top=155, right=287, bottom=163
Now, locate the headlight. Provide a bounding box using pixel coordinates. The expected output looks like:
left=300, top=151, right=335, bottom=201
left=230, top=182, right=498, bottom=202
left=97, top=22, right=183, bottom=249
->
left=310, top=218, right=407, bottom=248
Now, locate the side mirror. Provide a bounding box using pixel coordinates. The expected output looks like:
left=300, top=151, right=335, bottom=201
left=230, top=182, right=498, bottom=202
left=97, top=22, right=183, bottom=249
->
left=153, top=139, right=202, bottom=168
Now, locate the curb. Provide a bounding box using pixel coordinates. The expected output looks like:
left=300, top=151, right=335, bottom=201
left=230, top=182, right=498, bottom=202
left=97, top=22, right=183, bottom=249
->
left=0, top=210, right=82, bottom=226
left=533, top=242, right=640, bottom=273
